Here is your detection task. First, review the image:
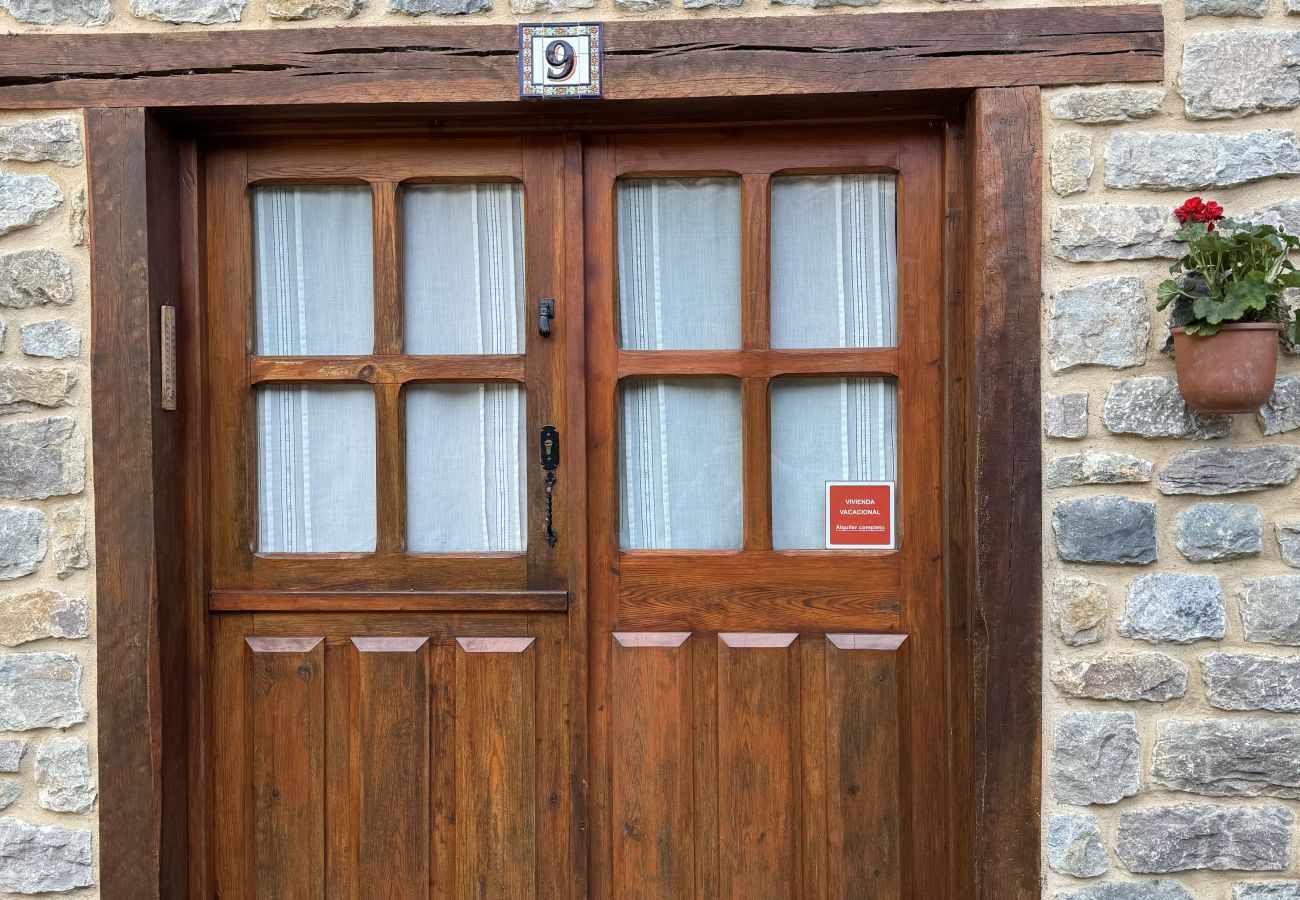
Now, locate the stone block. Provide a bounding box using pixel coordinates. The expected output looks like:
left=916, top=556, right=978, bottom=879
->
left=1102, top=377, right=1231, bottom=438
left=1152, top=718, right=1300, bottom=798
left=1051, top=711, right=1140, bottom=805
left=1046, top=451, right=1153, bottom=488
left=1204, top=652, right=1300, bottom=711
left=1048, top=276, right=1149, bottom=372
left=0, top=417, right=84, bottom=501
left=1186, top=0, right=1267, bottom=17
left=0, top=588, right=88, bottom=647
left=1051, top=204, right=1182, bottom=262
left=0, top=366, right=75, bottom=415
left=69, top=187, right=86, bottom=247
left=1174, top=503, right=1263, bottom=561
left=1179, top=29, right=1300, bottom=120
left=1235, top=885, right=1300, bottom=900
left=0, top=0, right=110, bottom=22
left=0, top=741, right=26, bottom=774
left=1117, top=803, right=1293, bottom=872
left=1046, top=393, right=1089, bottom=439
left=0, top=506, right=44, bottom=582
left=1048, top=813, right=1108, bottom=878
left=0, top=173, right=62, bottom=238
left=131, top=0, right=242, bottom=22
left=268, top=0, right=360, bottom=16
left=0, top=118, right=82, bottom=167
left=0, top=780, right=18, bottom=812
left=50, top=504, right=87, bottom=578
left=1052, top=651, right=1188, bottom=701
left=0, top=652, right=85, bottom=731
left=1105, top=130, right=1300, bottom=190
left=507, top=0, right=592, bottom=10
left=1050, top=87, right=1165, bottom=123
left=1051, top=133, right=1094, bottom=197
left=1240, top=576, right=1300, bottom=644
left=1279, top=522, right=1300, bottom=567
left=1159, top=446, right=1300, bottom=495
left=390, top=0, right=489, bottom=12
left=1052, top=575, right=1109, bottom=645
left=0, top=250, right=73, bottom=310
left=35, top=738, right=95, bottom=814
left=19, top=321, right=80, bottom=360
left=1055, top=884, right=1193, bottom=900
left=1120, top=573, right=1226, bottom=643
left=1259, top=376, right=1300, bottom=435
left=0, top=818, right=93, bottom=893
left=1053, top=497, right=1158, bottom=565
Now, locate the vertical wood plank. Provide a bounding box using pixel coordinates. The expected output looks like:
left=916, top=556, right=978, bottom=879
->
left=741, top=172, right=772, bottom=551
left=610, top=633, right=694, bottom=899
left=967, top=87, right=1043, bottom=900
left=324, top=638, right=358, bottom=900
left=455, top=637, right=537, bottom=899
left=353, top=637, right=431, bottom=899
left=429, top=640, right=457, bottom=900
left=824, top=635, right=905, bottom=900
left=741, top=377, right=772, bottom=550
left=372, top=180, right=403, bottom=355
left=716, top=633, right=800, bottom=900
left=248, top=636, right=326, bottom=899
left=212, top=614, right=253, bottom=899
left=88, top=106, right=184, bottom=900
left=375, top=381, right=406, bottom=555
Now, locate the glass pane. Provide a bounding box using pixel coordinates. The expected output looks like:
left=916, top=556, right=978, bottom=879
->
left=406, top=384, right=526, bottom=552
left=619, top=377, right=742, bottom=550
left=404, top=184, right=525, bottom=355
left=257, top=385, right=376, bottom=553
left=617, top=178, right=742, bottom=350
left=771, top=377, right=898, bottom=550
left=252, top=186, right=374, bottom=356
left=771, top=175, right=897, bottom=349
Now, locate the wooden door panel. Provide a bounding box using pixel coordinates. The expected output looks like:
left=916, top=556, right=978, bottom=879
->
left=212, top=614, right=567, bottom=900
left=607, top=632, right=907, bottom=900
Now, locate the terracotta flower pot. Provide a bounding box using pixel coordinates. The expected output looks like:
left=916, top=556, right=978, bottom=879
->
left=1172, top=322, right=1282, bottom=414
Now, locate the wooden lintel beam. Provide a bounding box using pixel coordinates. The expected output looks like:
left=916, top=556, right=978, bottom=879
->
left=0, top=5, right=1162, bottom=110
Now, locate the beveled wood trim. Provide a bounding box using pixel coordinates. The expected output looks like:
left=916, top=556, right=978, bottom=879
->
left=966, top=86, right=1043, bottom=900
left=0, top=6, right=1161, bottom=109
left=615, top=348, right=897, bottom=379
left=210, top=589, right=569, bottom=612
left=249, top=354, right=526, bottom=384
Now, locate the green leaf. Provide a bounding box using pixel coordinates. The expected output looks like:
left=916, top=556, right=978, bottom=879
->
left=1156, top=279, right=1184, bottom=310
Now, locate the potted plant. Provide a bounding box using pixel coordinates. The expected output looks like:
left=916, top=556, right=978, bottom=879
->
left=1157, top=197, right=1300, bottom=414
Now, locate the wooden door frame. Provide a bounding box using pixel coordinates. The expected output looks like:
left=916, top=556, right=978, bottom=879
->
left=62, top=9, right=1160, bottom=897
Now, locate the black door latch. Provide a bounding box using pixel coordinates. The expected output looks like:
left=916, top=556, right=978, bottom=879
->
left=538, top=298, right=556, bottom=337
left=540, top=425, right=560, bottom=547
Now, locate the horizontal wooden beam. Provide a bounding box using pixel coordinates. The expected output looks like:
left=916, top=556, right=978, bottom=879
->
left=0, top=6, right=1162, bottom=110
left=616, top=348, right=898, bottom=379
left=249, top=354, right=525, bottom=385
left=209, top=589, right=568, bottom=612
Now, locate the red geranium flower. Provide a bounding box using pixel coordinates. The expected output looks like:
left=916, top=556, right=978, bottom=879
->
left=1175, top=197, right=1226, bottom=231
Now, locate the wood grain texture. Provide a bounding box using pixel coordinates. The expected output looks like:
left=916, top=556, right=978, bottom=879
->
left=88, top=107, right=189, bottom=900
left=0, top=7, right=1161, bottom=109
left=209, top=589, right=568, bottom=612
left=966, top=87, right=1043, bottom=900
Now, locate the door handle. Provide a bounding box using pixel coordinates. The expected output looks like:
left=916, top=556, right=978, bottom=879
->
left=540, top=425, right=560, bottom=547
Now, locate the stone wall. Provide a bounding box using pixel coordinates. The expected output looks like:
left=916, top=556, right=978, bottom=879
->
left=0, top=113, right=95, bottom=895
left=1042, top=7, right=1300, bottom=897
left=1, top=0, right=1299, bottom=897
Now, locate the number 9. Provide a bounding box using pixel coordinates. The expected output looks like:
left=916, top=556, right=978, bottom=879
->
left=545, top=39, right=576, bottom=82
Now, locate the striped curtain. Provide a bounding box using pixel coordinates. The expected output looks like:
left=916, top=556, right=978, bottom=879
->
left=616, top=178, right=744, bottom=550
left=404, top=184, right=526, bottom=552
left=770, top=174, right=899, bottom=548
left=252, top=186, right=376, bottom=553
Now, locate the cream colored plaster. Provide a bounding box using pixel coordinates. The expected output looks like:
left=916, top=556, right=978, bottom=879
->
left=0, top=109, right=97, bottom=895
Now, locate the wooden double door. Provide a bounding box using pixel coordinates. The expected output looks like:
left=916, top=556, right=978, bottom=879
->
left=204, top=125, right=956, bottom=898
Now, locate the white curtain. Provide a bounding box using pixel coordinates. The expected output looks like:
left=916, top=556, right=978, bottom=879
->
left=252, top=186, right=374, bottom=355
left=402, top=184, right=527, bottom=551
left=257, top=386, right=377, bottom=553
left=403, top=184, right=525, bottom=355
left=617, top=178, right=741, bottom=350
left=616, top=177, right=744, bottom=549
left=771, top=378, right=897, bottom=550
left=406, top=384, right=526, bottom=552
left=620, top=378, right=742, bottom=550
left=771, top=175, right=897, bottom=349
left=252, top=186, right=377, bottom=553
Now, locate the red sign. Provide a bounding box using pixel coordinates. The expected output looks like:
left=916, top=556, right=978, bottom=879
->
left=825, top=481, right=895, bottom=549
